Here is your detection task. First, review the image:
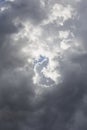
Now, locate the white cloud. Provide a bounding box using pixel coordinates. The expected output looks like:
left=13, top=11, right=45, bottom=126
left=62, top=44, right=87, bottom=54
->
left=42, top=3, right=75, bottom=26
left=10, top=0, right=84, bottom=89
left=59, top=31, right=70, bottom=39
left=11, top=21, right=62, bottom=87
left=6, top=0, right=14, bottom=2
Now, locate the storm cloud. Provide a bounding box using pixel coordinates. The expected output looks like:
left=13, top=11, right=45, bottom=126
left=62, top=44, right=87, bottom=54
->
left=0, top=0, right=87, bottom=129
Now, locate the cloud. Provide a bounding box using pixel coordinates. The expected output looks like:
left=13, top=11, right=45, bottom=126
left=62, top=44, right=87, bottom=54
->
left=0, top=0, right=87, bottom=129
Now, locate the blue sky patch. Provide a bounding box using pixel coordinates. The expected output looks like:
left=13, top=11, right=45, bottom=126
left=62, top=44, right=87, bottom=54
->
left=34, top=55, right=47, bottom=65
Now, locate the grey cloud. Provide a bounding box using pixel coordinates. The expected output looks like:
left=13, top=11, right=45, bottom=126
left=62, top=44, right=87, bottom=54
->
left=0, top=0, right=87, bottom=130
left=9, top=0, right=48, bottom=24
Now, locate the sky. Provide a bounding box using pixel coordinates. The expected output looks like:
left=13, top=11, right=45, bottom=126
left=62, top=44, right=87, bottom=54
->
left=0, top=0, right=87, bottom=129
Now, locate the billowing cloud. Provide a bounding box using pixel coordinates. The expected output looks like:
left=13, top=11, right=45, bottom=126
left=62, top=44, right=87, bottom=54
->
left=0, top=0, right=87, bottom=129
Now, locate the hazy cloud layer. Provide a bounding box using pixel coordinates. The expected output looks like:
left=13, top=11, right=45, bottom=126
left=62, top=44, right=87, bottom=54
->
left=0, top=0, right=87, bottom=129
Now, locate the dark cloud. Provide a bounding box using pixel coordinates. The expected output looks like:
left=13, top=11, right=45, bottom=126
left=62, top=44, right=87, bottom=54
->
left=0, top=0, right=87, bottom=130
left=9, top=0, right=48, bottom=24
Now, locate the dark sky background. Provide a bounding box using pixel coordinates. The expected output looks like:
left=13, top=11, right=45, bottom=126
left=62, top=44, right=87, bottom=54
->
left=0, top=0, right=87, bottom=129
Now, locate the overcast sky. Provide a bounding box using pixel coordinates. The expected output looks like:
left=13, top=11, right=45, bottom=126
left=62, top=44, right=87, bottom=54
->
left=0, top=0, right=87, bottom=129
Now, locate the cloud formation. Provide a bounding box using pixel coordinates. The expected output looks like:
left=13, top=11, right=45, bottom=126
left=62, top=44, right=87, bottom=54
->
left=0, top=0, right=87, bottom=129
